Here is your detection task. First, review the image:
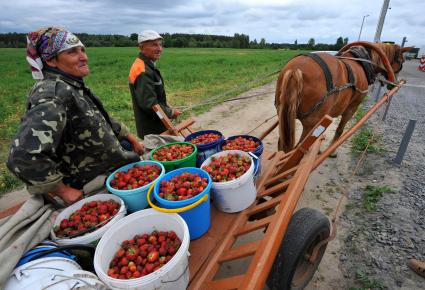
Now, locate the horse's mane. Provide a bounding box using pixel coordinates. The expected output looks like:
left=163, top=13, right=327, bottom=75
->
left=369, top=43, right=400, bottom=70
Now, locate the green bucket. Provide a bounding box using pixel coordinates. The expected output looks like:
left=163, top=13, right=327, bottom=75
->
left=150, top=142, right=197, bottom=172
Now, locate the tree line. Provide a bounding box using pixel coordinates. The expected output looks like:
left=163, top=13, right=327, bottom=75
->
left=0, top=32, right=348, bottom=50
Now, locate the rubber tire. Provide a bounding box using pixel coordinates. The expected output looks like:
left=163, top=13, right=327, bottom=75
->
left=266, top=208, right=330, bottom=290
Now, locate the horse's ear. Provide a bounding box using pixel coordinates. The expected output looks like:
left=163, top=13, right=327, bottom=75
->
left=401, top=46, right=414, bottom=53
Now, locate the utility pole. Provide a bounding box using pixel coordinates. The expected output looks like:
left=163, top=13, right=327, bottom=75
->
left=358, top=14, right=369, bottom=41
left=401, top=36, right=407, bottom=47
left=374, top=0, right=390, bottom=42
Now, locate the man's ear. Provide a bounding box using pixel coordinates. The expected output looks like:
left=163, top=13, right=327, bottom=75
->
left=45, top=58, right=58, bottom=67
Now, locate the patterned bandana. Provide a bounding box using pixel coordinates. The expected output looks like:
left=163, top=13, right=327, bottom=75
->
left=26, top=27, right=84, bottom=80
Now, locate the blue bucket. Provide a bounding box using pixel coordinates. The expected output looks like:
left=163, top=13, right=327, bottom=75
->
left=15, top=241, right=76, bottom=268
left=106, top=160, right=165, bottom=213
left=149, top=167, right=212, bottom=240
left=221, top=135, right=264, bottom=177
left=184, top=130, right=224, bottom=167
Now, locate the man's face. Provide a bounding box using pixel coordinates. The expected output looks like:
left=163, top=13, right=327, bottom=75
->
left=46, top=46, right=90, bottom=78
left=140, top=39, right=163, bottom=61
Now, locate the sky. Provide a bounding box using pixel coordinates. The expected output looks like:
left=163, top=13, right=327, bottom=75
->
left=0, top=0, right=424, bottom=47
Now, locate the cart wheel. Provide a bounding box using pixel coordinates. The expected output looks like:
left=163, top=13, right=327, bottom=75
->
left=267, top=207, right=330, bottom=290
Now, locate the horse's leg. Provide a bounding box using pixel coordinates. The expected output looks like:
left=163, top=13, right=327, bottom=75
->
left=329, top=100, right=362, bottom=157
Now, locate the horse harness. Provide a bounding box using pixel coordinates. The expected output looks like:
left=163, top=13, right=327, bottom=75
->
left=297, top=47, right=373, bottom=118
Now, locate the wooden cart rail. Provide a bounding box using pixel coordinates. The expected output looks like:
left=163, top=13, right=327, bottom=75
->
left=187, top=117, right=332, bottom=290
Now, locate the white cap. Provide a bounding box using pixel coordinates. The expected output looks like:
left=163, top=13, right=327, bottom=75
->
left=138, top=30, right=163, bottom=44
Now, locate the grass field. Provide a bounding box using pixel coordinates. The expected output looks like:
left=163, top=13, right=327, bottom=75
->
left=0, top=47, right=302, bottom=194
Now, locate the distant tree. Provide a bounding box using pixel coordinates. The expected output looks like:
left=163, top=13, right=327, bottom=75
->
left=259, top=38, right=266, bottom=48
left=308, top=38, right=315, bottom=48
left=335, top=36, right=344, bottom=50
left=343, top=37, right=349, bottom=45
left=130, top=33, right=138, bottom=41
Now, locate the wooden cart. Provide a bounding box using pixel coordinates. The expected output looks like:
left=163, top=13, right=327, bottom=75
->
left=152, top=81, right=404, bottom=289
left=0, top=82, right=404, bottom=290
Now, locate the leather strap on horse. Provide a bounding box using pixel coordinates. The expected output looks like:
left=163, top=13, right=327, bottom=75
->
left=297, top=53, right=357, bottom=118
left=338, top=46, right=376, bottom=85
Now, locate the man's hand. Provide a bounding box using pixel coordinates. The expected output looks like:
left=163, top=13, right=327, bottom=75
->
left=127, top=133, right=145, bottom=155
left=55, top=182, right=83, bottom=205
left=172, top=109, right=182, bottom=119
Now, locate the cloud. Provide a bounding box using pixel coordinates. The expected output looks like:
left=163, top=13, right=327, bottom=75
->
left=0, top=0, right=424, bottom=46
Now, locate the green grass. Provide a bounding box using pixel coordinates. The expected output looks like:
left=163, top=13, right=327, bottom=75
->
left=349, top=270, right=386, bottom=290
left=363, top=185, right=393, bottom=212
left=351, top=127, right=384, bottom=155
left=0, top=47, right=302, bottom=194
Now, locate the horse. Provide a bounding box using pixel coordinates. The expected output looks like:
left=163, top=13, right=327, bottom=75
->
left=275, top=41, right=412, bottom=152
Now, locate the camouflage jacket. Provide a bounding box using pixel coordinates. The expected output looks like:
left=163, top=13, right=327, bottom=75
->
left=7, top=69, right=140, bottom=194
left=128, top=53, right=173, bottom=138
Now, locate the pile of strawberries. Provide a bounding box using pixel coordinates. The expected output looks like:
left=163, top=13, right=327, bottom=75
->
left=152, top=144, right=194, bottom=161
left=54, top=199, right=120, bottom=238
left=222, top=136, right=260, bottom=152
left=158, top=172, right=208, bottom=201
left=107, top=230, right=181, bottom=279
left=189, top=132, right=221, bottom=145
left=110, top=164, right=161, bottom=190
left=202, top=153, right=251, bottom=182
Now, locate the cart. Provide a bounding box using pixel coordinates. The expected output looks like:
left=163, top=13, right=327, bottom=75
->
left=0, top=82, right=404, bottom=290
left=152, top=80, right=405, bottom=289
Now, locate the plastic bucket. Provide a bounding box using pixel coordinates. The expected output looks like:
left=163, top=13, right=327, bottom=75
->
left=201, top=150, right=257, bottom=213
left=150, top=142, right=197, bottom=172
left=221, top=135, right=264, bottom=178
left=184, top=130, right=224, bottom=167
left=50, top=194, right=126, bottom=245
left=148, top=167, right=212, bottom=240
left=94, top=208, right=190, bottom=290
left=15, top=240, right=76, bottom=268
left=106, top=160, right=165, bottom=212
left=5, top=257, right=82, bottom=290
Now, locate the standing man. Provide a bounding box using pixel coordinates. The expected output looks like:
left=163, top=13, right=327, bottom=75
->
left=128, top=30, right=181, bottom=138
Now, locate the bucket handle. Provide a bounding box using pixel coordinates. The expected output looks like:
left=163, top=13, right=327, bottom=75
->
left=147, top=185, right=208, bottom=213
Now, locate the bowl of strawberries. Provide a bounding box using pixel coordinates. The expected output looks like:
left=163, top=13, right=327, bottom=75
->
left=201, top=150, right=257, bottom=213
left=184, top=130, right=224, bottom=167
left=106, top=160, right=165, bottom=213
left=221, top=135, right=264, bottom=178
left=150, top=142, right=197, bottom=172
left=150, top=167, right=212, bottom=240
left=94, top=209, right=190, bottom=289
left=50, top=194, right=126, bottom=245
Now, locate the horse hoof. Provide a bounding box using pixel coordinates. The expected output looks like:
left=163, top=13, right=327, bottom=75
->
left=329, top=152, right=338, bottom=158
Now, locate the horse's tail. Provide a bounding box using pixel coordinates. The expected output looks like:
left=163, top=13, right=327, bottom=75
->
left=276, top=69, right=303, bottom=152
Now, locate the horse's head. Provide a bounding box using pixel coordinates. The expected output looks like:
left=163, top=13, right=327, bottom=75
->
left=374, top=43, right=413, bottom=76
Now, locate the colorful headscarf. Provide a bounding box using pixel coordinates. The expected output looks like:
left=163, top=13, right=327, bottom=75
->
left=26, top=27, right=84, bottom=80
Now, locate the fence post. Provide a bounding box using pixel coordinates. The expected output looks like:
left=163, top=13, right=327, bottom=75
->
left=393, top=119, right=416, bottom=165
left=374, top=83, right=382, bottom=102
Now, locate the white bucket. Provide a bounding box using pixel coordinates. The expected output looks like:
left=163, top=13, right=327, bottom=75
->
left=201, top=150, right=257, bottom=213
left=4, top=257, right=81, bottom=290
left=50, top=193, right=126, bottom=245
left=94, top=208, right=190, bottom=290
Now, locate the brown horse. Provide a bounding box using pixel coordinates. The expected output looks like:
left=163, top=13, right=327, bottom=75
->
left=275, top=41, right=412, bottom=152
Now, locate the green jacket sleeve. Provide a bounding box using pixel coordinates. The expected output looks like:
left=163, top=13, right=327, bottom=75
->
left=7, top=99, right=67, bottom=194
left=133, top=73, right=173, bottom=118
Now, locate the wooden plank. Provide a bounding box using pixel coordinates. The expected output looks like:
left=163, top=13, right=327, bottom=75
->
left=218, top=240, right=261, bottom=263
left=236, top=216, right=273, bottom=236
left=205, top=275, right=245, bottom=290
left=278, top=115, right=332, bottom=172
left=247, top=196, right=283, bottom=215
left=264, top=165, right=298, bottom=187
left=240, top=139, right=323, bottom=289
left=0, top=202, right=25, bottom=219
left=257, top=179, right=291, bottom=198
left=152, top=104, right=178, bottom=135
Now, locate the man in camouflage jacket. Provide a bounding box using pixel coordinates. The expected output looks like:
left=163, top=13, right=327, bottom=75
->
left=7, top=27, right=142, bottom=204
left=128, top=30, right=181, bottom=138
